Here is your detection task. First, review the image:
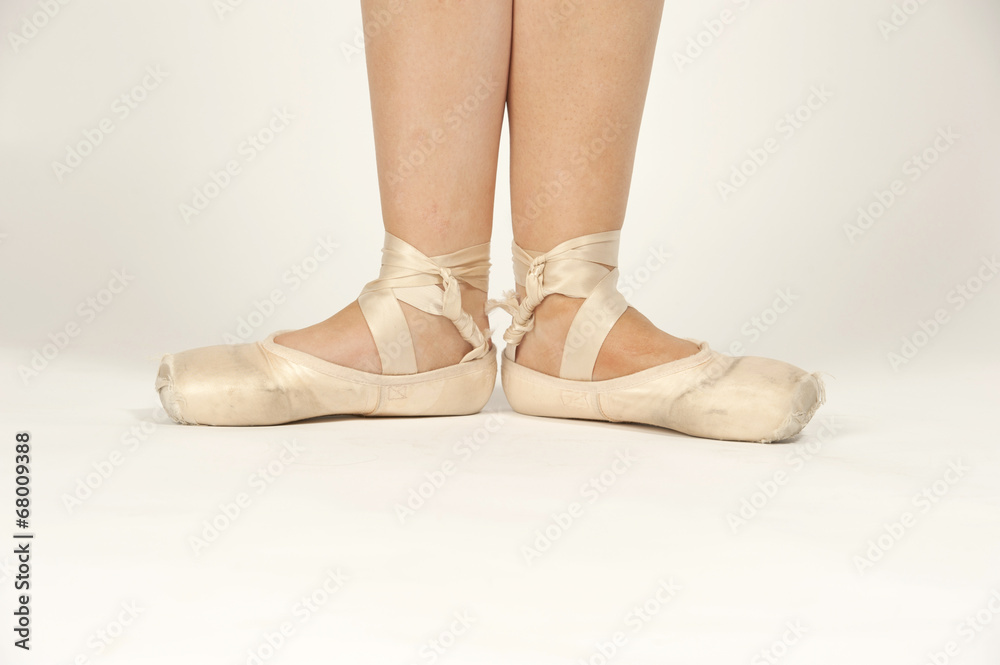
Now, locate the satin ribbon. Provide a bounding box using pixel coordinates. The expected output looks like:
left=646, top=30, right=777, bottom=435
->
left=361, top=233, right=492, bottom=364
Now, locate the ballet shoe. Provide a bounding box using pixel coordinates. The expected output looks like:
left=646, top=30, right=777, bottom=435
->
left=155, top=233, right=497, bottom=426
left=491, top=231, right=825, bottom=443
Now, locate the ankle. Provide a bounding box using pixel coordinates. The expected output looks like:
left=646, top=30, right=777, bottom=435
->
left=510, top=291, right=701, bottom=380
left=461, top=284, right=490, bottom=334
left=511, top=293, right=580, bottom=373
left=401, top=283, right=490, bottom=372
left=516, top=291, right=583, bottom=332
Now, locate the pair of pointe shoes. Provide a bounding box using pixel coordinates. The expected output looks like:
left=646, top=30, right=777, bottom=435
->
left=155, top=232, right=825, bottom=443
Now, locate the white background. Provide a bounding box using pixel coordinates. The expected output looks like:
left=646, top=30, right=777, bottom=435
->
left=1, top=1, right=999, bottom=664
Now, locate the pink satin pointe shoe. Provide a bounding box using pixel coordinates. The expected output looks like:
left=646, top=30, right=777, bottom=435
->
left=492, top=231, right=825, bottom=443
left=155, top=234, right=497, bottom=426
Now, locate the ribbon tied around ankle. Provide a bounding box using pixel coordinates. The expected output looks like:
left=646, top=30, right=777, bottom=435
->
left=358, top=233, right=491, bottom=372
left=489, top=230, right=629, bottom=377
left=437, top=266, right=489, bottom=360
left=498, top=255, right=548, bottom=347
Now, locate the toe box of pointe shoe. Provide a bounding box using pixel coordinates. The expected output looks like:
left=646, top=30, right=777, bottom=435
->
left=669, top=354, right=826, bottom=443
left=155, top=343, right=297, bottom=426
left=595, top=352, right=825, bottom=443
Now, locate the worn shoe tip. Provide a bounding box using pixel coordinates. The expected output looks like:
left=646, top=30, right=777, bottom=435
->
left=155, top=354, right=192, bottom=425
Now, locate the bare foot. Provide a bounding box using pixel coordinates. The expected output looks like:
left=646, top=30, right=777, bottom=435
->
left=273, top=284, right=489, bottom=374
left=513, top=293, right=700, bottom=381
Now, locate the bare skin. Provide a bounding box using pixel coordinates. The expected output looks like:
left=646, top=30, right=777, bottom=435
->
left=507, top=0, right=699, bottom=381
left=275, top=1, right=511, bottom=373
left=279, top=0, right=699, bottom=381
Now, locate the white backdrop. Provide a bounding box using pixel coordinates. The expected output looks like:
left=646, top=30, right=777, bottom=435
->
left=2, top=0, right=998, bottom=378
left=2, top=2, right=1000, bottom=664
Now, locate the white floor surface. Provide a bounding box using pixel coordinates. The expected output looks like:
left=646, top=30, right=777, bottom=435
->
left=1, top=351, right=998, bottom=665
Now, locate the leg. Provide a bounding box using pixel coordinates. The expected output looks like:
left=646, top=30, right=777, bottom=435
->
left=507, top=0, right=699, bottom=381
left=276, top=0, right=512, bottom=373
left=497, top=1, right=824, bottom=442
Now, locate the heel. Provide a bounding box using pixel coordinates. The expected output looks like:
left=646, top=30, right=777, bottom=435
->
left=500, top=346, right=605, bottom=422
left=372, top=351, right=497, bottom=417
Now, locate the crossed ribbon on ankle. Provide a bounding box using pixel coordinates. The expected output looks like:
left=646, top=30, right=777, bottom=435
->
left=362, top=231, right=624, bottom=373
left=490, top=230, right=625, bottom=354
left=361, top=234, right=492, bottom=366
left=490, top=254, right=548, bottom=348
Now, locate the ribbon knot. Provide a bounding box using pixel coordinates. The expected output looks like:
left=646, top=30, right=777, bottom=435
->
left=499, top=257, right=549, bottom=347
left=526, top=258, right=546, bottom=298
left=493, top=231, right=625, bottom=355
left=439, top=267, right=461, bottom=319
left=358, top=233, right=493, bottom=371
